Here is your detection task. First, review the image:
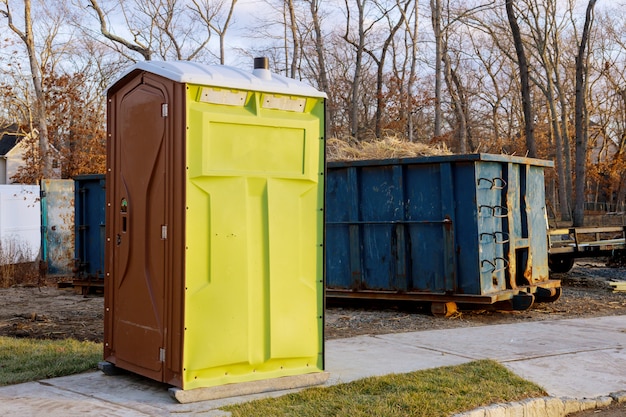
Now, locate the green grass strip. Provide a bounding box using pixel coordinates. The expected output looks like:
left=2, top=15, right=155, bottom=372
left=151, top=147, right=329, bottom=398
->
left=224, top=359, right=546, bottom=417
left=0, top=336, right=102, bottom=386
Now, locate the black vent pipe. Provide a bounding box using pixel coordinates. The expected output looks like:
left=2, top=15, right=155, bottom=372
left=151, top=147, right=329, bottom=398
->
left=254, top=57, right=269, bottom=70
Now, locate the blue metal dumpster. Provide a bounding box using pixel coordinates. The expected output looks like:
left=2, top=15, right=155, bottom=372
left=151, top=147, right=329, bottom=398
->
left=325, top=153, right=560, bottom=312
left=73, top=174, right=106, bottom=293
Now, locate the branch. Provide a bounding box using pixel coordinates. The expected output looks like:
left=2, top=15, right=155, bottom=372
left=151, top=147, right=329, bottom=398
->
left=0, top=0, right=27, bottom=43
left=87, top=0, right=152, bottom=60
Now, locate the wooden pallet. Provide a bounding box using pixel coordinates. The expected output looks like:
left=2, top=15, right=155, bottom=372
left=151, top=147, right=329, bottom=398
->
left=58, top=278, right=104, bottom=295
left=608, top=281, right=626, bottom=292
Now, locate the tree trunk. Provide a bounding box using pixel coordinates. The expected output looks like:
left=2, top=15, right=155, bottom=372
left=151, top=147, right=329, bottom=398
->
left=286, top=0, right=299, bottom=78
left=344, top=0, right=366, bottom=139
left=430, top=0, right=442, bottom=138
left=505, top=0, right=537, bottom=158
left=558, top=93, right=574, bottom=217
left=24, top=0, right=52, bottom=178
left=3, top=0, right=54, bottom=179
left=217, top=0, right=238, bottom=65
left=309, top=0, right=332, bottom=127
left=616, top=93, right=626, bottom=210
left=406, top=0, right=419, bottom=142
left=537, top=38, right=571, bottom=221
left=542, top=79, right=571, bottom=221
left=370, top=0, right=407, bottom=138
left=442, top=50, right=467, bottom=153
left=573, top=0, right=598, bottom=226
left=553, top=49, right=574, bottom=212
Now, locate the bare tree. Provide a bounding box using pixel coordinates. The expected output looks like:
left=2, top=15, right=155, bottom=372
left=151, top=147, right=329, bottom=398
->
left=551, top=12, right=574, bottom=216
left=245, top=0, right=316, bottom=79
left=364, top=0, right=409, bottom=138
left=87, top=0, right=215, bottom=61
left=523, top=0, right=571, bottom=220
left=466, top=27, right=510, bottom=150
left=343, top=0, right=369, bottom=139
left=440, top=28, right=469, bottom=152
left=593, top=10, right=626, bottom=209
left=1, top=0, right=54, bottom=178
left=87, top=0, right=152, bottom=60
left=0, top=38, right=36, bottom=125
left=573, top=0, right=598, bottom=226
left=394, top=0, right=419, bottom=141
left=285, top=0, right=299, bottom=77
left=430, top=0, right=442, bottom=138
left=305, top=0, right=329, bottom=92
left=190, top=0, right=237, bottom=65
left=505, top=0, right=537, bottom=158
left=302, top=0, right=332, bottom=125
left=428, top=1, right=501, bottom=152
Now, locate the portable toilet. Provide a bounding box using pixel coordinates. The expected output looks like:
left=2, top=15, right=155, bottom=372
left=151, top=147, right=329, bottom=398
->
left=103, top=59, right=327, bottom=401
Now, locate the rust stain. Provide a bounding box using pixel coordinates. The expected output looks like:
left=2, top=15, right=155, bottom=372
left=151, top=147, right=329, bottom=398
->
left=523, top=251, right=533, bottom=284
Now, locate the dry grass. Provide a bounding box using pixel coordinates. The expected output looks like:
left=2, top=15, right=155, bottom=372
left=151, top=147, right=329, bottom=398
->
left=327, top=136, right=451, bottom=162
left=0, top=239, right=39, bottom=288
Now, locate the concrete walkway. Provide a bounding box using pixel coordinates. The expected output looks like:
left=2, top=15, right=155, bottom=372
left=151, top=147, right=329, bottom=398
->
left=1, top=315, right=625, bottom=416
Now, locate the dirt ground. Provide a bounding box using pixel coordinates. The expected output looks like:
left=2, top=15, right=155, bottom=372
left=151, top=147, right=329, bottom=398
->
left=0, top=260, right=625, bottom=416
left=325, top=260, right=626, bottom=338
left=0, top=284, right=104, bottom=342
left=567, top=401, right=626, bottom=417
left=0, top=260, right=625, bottom=344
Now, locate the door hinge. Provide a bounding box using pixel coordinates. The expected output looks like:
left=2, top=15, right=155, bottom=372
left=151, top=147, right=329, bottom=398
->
left=159, top=348, right=166, bottom=362
left=161, top=225, right=167, bottom=240
left=161, top=103, right=168, bottom=117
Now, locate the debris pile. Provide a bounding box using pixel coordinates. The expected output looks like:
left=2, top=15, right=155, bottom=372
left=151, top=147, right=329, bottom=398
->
left=327, top=136, right=451, bottom=162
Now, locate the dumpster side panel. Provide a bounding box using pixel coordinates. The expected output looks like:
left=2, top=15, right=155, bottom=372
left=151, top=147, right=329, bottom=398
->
left=325, top=167, right=357, bottom=288
left=474, top=162, right=508, bottom=294
left=326, top=161, right=465, bottom=295
left=450, top=162, right=482, bottom=295
left=503, top=162, right=549, bottom=287
left=359, top=165, right=402, bottom=290
left=183, top=86, right=325, bottom=389
left=404, top=163, right=452, bottom=293
left=41, top=179, right=75, bottom=275
left=74, top=175, right=106, bottom=279
left=527, top=165, right=550, bottom=281
left=504, top=163, right=521, bottom=286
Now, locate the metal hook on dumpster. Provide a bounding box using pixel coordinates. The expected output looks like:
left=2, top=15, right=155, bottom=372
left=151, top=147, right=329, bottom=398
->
left=494, top=231, right=510, bottom=244
left=479, top=231, right=510, bottom=244
left=481, top=257, right=509, bottom=273
left=479, top=232, right=495, bottom=242
left=477, top=177, right=507, bottom=190
left=478, top=205, right=509, bottom=218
